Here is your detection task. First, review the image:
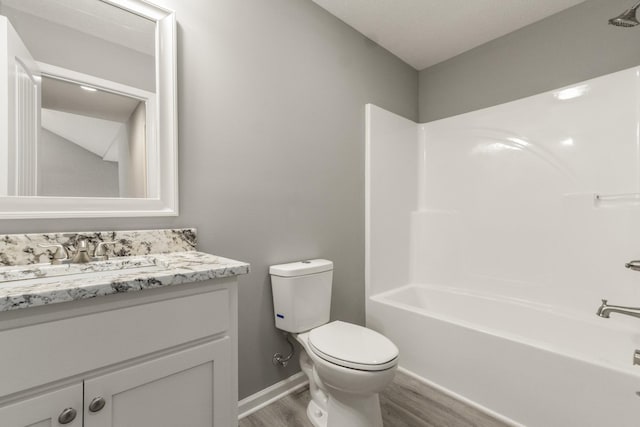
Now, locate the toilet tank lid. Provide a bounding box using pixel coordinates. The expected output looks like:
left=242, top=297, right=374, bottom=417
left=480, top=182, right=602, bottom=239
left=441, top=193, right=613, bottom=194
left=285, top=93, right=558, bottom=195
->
left=269, top=259, right=333, bottom=277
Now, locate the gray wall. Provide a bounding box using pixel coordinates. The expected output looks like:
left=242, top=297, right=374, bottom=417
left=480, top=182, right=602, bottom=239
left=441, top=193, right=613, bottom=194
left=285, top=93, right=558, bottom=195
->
left=38, top=129, right=119, bottom=197
left=1, top=0, right=417, bottom=399
left=418, top=0, right=640, bottom=122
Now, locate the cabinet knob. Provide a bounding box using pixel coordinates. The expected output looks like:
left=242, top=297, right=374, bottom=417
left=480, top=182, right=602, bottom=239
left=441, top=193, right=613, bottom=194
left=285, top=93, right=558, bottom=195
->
left=58, top=407, right=77, bottom=424
left=88, top=396, right=106, bottom=413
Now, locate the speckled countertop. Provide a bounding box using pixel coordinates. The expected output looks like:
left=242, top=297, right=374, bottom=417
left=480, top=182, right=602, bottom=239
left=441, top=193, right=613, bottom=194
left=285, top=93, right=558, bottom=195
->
left=0, top=228, right=249, bottom=312
left=0, top=251, right=250, bottom=312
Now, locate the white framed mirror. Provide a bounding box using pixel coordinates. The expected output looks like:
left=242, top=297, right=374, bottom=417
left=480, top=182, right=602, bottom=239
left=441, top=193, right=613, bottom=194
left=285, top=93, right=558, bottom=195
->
left=0, top=0, right=177, bottom=218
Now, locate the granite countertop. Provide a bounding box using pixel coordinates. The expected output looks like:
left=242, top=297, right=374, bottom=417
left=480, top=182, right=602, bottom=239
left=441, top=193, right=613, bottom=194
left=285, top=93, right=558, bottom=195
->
left=0, top=251, right=250, bottom=312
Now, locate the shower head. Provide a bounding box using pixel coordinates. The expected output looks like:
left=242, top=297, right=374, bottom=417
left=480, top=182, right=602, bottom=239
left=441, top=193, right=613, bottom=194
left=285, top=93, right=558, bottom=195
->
left=609, top=1, right=640, bottom=27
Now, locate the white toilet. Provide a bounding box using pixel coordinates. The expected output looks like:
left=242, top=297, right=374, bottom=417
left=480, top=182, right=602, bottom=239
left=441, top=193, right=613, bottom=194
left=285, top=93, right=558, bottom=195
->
left=270, top=259, right=399, bottom=427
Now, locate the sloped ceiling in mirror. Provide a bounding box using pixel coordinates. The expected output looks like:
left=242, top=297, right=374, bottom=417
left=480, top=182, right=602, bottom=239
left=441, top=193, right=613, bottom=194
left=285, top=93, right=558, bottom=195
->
left=41, top=109, right=123, bottom=161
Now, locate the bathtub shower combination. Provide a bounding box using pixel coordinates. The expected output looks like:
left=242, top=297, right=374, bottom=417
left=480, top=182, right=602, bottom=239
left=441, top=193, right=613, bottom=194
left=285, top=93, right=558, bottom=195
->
left=365, top=67, right=640, bottom=426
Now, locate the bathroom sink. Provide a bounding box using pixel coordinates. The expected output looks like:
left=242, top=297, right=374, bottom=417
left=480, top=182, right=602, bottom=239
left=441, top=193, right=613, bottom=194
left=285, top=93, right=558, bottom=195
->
left=0, top=255, right=169, bottom=285
left=0, top=263, right=170, bottom=289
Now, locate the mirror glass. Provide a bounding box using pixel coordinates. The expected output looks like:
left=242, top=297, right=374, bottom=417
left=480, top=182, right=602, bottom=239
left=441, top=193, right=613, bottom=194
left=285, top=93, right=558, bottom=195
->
left=0, top=0, right=157, bottom=198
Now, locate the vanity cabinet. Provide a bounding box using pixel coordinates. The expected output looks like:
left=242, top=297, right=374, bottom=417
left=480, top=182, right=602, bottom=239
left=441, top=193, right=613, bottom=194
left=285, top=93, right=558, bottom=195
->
left=0, top=384, right=83, bottom=426
left=0, top=277, right=238, bottom=427
left=84, top=337, right=230, bottom=427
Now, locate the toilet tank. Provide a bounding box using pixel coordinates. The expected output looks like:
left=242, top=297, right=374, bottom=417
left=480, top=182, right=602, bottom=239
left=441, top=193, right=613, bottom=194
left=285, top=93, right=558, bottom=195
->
left=270, top=259, right=333, bottom=333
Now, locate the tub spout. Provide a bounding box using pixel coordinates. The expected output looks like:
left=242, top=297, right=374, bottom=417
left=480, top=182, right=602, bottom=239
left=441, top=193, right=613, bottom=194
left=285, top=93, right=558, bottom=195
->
left=597, top=299, right=640, bottom=319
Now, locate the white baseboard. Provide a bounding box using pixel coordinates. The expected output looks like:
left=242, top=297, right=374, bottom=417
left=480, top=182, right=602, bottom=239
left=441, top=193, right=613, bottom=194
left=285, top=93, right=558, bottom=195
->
left=238, top=372, right=308, bottom=420
left=237, top=367, right=518, bottom=425
left=397, top=367, right=523, bottom=427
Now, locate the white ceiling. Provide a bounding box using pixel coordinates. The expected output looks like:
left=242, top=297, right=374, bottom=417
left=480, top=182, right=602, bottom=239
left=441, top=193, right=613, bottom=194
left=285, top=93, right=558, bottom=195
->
left=312, top=0, right=588, bottom=70
left=0, top=0, right=155, bottom=56
left=41, top=76, right=141, bottom=123
left=41, top=109, right=123, bottom=162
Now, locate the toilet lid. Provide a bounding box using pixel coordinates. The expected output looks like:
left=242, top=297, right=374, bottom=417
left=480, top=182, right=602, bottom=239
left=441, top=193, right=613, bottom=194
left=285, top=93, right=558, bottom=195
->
left=308, top=321, right=398, bottom=371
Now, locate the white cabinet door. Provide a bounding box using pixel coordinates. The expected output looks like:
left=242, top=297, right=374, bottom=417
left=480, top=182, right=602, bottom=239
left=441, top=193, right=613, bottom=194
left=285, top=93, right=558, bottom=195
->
left=0, top=383, right=82, bottom=427
left=84, top=337, right=232, bottom=427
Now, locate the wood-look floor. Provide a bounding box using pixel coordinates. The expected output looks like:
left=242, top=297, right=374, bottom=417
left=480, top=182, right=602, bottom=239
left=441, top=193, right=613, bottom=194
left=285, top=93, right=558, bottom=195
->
left=239, top=371, right=510, bottom=427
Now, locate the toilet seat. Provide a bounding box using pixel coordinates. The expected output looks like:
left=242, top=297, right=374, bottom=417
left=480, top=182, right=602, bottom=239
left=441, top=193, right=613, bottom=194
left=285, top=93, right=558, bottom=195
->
left=308, top=321, right=398, bottom=371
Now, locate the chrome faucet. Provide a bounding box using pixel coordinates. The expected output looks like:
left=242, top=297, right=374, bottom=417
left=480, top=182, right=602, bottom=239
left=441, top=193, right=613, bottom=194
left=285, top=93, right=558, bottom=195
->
left=596, top=299, right=640, bottom=319
left=69, top=237, right=92, bottom=263
left=38, top=236, right=116, bottom=264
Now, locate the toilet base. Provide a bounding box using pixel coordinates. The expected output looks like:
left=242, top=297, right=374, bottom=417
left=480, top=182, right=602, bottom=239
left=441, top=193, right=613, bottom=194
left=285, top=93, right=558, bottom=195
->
left=294, top=332, right=391, bottom=427
left=307, top=399, right=328, bottom=427
left=306, top=391, right=383, bottom=427
left=325, top=389, right=383, bottom=427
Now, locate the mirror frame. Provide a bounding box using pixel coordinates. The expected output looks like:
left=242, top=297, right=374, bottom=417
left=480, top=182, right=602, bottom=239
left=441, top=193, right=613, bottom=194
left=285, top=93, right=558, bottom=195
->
left=0, top=0, right=177, bottom=218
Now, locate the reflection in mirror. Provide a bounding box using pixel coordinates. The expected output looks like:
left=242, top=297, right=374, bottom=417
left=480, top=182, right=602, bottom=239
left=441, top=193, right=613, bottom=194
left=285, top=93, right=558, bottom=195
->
left=0, top=0, right=156, bottom=198
left=39, top=76, right=148, bottom=198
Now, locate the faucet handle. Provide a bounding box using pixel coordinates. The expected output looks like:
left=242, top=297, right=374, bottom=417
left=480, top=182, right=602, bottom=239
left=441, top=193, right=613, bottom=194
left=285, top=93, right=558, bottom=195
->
left=93, top=241, right=116, bottom=260
left=38, top=243, right=69, bottom=264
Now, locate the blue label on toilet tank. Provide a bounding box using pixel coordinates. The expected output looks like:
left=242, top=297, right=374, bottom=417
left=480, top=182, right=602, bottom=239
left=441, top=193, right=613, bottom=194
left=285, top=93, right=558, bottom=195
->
left=276, top=314, right=285, bottom=319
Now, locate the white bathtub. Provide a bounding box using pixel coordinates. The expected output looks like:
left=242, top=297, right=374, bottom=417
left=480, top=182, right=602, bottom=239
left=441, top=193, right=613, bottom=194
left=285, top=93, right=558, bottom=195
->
left=367, top=284, right=640, bottom=427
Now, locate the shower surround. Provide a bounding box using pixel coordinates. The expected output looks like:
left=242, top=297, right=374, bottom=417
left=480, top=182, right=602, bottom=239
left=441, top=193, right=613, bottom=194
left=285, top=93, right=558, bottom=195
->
left=365, top=66, right=640, bottom=426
